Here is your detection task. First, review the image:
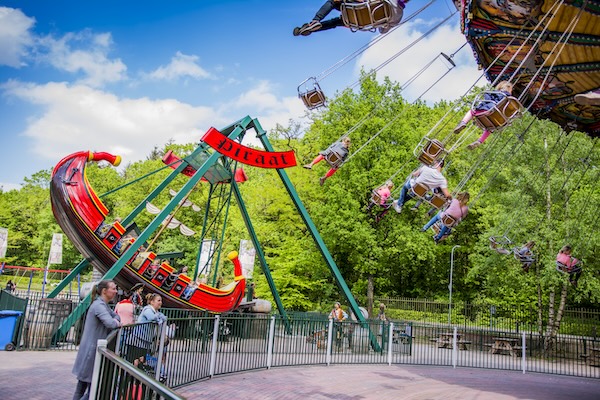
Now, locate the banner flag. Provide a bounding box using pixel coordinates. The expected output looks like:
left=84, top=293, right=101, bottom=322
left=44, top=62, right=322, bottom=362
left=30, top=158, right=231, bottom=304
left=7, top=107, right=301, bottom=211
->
left=239, top=239, right=256, bottom=279
left=198, top=239, right=216, bottom=276
left=0, top=228, right=7, bottom=259
left=48, top=233, right=63, bottom=264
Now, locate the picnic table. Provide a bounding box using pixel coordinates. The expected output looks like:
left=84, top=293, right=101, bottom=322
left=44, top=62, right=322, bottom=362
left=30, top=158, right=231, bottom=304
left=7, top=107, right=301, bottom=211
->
left=581, top=347, right=600, bottom=367
left=430, top=332, right=471, bottom=350
left=487, top=337, right=522, bottom=356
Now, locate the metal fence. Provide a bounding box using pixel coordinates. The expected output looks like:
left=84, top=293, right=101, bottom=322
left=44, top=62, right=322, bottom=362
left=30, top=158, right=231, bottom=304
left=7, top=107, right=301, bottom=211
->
left=103, top=315, right=599, bottom=391
left=376, top=297, right=600, bottom=336
left=92, top=336, right=184, bottom=400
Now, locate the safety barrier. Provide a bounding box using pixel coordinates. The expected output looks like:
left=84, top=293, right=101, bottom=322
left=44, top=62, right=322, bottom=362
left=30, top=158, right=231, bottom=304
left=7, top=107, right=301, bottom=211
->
left=91, top=338, right=185, bottom=400
left=103, top=316, right=599, bottom=392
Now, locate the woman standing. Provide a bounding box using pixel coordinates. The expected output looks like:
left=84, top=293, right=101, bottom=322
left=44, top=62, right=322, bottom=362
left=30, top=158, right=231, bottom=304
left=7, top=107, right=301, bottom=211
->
left=72, top=280, right=121, bottom=400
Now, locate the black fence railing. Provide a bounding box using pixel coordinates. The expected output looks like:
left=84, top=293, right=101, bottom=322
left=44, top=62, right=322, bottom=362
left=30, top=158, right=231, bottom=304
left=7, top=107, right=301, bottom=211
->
left=376, top=297, right=600, bottom=337
left=99, top=315, right=599, bottom=392
left=93, top=338, right=184, bottom=400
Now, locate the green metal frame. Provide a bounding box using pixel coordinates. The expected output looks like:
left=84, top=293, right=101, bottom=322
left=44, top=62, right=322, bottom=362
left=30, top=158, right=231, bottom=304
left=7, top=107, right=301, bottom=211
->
left=52, top=116, right=378, bottom=350
left=250, top=118, right=381, bottom=351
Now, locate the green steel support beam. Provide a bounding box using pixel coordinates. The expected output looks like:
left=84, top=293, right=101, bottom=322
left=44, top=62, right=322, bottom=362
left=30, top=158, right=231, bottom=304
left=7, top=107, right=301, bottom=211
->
left=193, top=184, right=214, bottom=281
left=252, top=118, right=381, bottom=352
left=230, top=179, right=290, bottom=332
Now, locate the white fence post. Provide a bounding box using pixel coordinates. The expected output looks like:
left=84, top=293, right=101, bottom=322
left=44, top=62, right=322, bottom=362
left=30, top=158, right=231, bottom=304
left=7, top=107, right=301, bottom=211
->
left=388, top=322, right=394, bottom=366
left=326, top=318, right=333, bottom=366
left=522, top=331, right=526, bottom=374
left=88, top=338, right=107, bottom=399
left=267, top=315, right=276, bottom=369
left=209, top=315, right=220, bottom=377
left=452, top=326, right=457, bottom=369
left=155, top=323, right=167, bottom=381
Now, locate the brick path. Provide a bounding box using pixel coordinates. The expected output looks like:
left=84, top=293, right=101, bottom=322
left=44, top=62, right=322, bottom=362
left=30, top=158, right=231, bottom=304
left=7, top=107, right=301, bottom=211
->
left=1, top=351, right=599, bottom=400
left=176, top=364, right=600, bottom=400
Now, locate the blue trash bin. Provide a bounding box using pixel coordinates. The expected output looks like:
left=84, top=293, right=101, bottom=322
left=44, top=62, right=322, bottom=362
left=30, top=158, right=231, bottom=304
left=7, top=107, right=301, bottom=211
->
left=0, top=310, right=23, bottom=351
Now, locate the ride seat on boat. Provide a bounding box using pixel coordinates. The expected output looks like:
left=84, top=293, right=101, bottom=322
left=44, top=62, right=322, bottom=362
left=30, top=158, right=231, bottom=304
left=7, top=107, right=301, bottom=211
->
left=151, top=263, right=175, bottom=287
left=132, top=251, right=156, bottom=272
left=99, top=220, right=126, bottom=250
left=472, top=95, right=523, bottom=132
left=341, top=0, right=392, bottom=32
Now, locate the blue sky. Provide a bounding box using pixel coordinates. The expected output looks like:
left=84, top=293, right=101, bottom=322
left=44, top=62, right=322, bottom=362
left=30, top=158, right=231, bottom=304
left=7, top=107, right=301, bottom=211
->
left=0, top=0, right=479, bottom=191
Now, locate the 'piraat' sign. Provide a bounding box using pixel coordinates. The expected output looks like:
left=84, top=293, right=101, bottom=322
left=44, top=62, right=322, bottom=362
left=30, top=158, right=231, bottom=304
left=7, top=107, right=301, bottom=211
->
left=202, top=127, right=297, bottom=168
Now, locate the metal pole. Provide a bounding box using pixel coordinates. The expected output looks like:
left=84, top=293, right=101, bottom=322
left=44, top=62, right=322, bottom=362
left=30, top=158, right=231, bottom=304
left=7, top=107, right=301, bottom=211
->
left=448, top=245, right=460, bottom=326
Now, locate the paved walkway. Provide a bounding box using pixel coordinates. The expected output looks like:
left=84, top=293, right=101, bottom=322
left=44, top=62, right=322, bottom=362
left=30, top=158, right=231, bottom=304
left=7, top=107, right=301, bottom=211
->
left=177, top=364, right=600, bottom=400
left=1, top=351, right=599, bottom=400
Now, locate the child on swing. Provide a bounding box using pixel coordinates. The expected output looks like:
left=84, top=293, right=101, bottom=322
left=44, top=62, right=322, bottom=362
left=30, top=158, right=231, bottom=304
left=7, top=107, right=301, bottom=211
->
left=556, top=245, right=582, bottom=287
left=454, top=81, right=514, bottom=150
left=304, top=136, right=351, bottom=186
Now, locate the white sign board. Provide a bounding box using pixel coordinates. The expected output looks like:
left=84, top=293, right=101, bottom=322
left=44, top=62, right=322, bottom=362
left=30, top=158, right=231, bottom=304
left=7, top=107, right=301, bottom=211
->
left=239, top=239, right=256, bottom=279
left=0, top=228, right=7, bottom=259
left=198, top=239, right=216, bottom=276
left=48, top=233, right=63, bottom=264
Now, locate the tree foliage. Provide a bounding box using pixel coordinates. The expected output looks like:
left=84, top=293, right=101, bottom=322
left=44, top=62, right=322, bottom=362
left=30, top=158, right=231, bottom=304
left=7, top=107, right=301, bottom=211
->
left=1, top=76, right=598, bottom=319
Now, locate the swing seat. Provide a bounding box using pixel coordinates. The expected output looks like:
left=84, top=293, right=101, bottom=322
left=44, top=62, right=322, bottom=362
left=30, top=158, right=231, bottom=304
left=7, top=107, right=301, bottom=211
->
left=410, top=182, right=429, bottom=198
left=429, top=193, right=448, bottom=210
left=440, top=214, right=457, bottom=227
left=341, top=0, right=392, bottom=32
left=556, top=260, right=582, bottom=274
left=300, top=89, right=327, bottom=110
left=472, top=95, right=523, bottom=133
left=513, top=250, right=534, bottom=264
left=431, top=221, right=450, bottom=241
left=410, top=182, right=447, bottom=209
left=414, top=138, right=446, bottom=167
left=489, top=236, right=513, bottom=254
left=369, top=190, right=393, bottom=209
left=325, top=149, right=346, bottom=169
left=298, top=78, right=326, bottom=110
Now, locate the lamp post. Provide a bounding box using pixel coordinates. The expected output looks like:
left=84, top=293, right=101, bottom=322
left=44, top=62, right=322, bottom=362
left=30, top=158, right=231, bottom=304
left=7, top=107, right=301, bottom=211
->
left=448, top=245, right=461, bottom=325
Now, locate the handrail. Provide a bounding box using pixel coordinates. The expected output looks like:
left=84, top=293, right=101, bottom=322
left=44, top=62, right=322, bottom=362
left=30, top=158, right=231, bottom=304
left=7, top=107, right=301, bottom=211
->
left=91, top=339, right=187, bottom=400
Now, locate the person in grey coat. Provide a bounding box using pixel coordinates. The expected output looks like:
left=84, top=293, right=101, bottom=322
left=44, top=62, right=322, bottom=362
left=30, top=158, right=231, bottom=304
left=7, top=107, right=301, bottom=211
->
left=72, top=280, right=121, bottom=400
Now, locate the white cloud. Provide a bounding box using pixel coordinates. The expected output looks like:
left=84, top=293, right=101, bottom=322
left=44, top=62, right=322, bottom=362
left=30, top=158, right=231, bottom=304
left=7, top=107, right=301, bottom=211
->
left=0, top=7, right=35, bottom=68
left=37, top=31, right=127, bottom=87
left=355, top=18, right=482, bottom=105
left=225, top=80, right=307, bottom=144
left=3, top=81, right=218, bottom=163
left=2, top=79, right=306, bottom=167
left=146, top=52, right=211, bottom=81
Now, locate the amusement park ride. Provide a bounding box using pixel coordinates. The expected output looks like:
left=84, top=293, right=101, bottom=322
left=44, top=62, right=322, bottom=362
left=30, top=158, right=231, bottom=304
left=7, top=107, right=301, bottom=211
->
left=48, top=116, right=377, bottom=347
left=44, top=0, right=600, bottom=347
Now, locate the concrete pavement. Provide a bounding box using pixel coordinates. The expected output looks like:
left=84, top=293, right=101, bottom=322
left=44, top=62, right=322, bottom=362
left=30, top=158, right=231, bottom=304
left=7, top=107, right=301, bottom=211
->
left=1, top=351, right=599, bottom=399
